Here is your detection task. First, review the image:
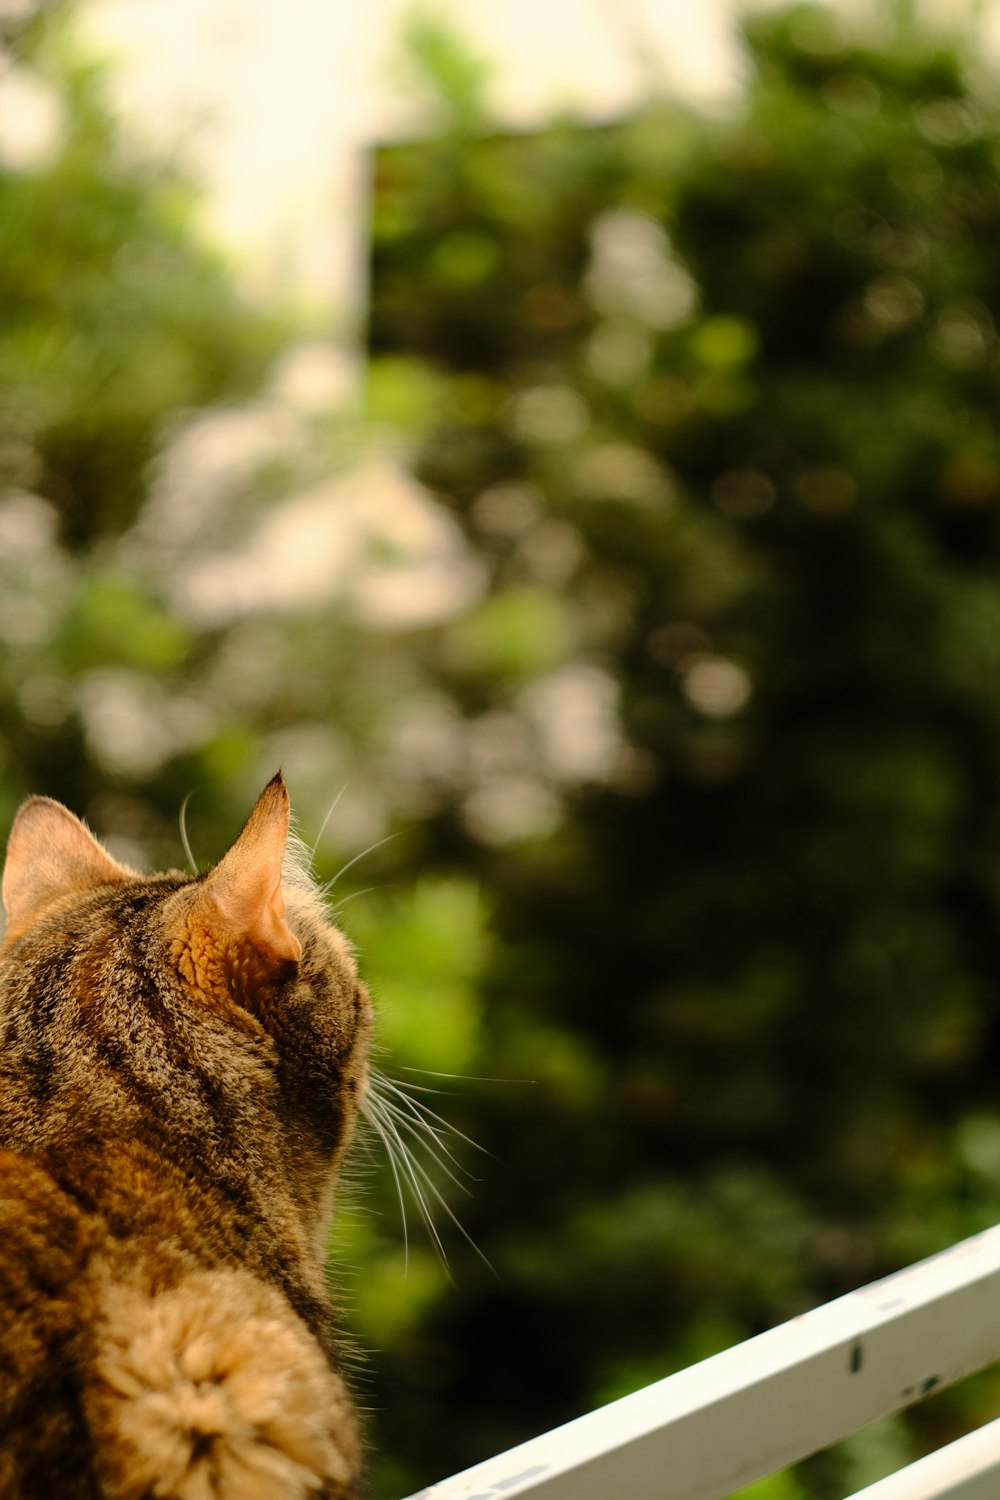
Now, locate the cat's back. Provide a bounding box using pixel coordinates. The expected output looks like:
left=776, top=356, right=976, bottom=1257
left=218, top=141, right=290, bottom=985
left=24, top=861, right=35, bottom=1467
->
left=0, top=1148, right=102, bottom=1498
left=0, top=1147, right=357, bottom=1500
left=0, top=778, right=370, bottom=1500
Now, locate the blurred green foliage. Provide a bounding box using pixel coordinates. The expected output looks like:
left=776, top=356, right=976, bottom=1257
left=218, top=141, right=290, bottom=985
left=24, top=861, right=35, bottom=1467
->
left=365, top=2, right=1000, bottom=1493
left=0, top=13, right=281, bottom=549
left=350, top=878, right=489, bottom=1069
left=6, top=1, right=1000, bottom=1498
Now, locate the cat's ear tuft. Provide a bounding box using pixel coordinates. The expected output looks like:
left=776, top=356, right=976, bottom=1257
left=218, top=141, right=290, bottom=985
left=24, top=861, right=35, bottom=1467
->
left=197, top=773, right=301, bottom=965
left=2, top=797, right=133, bottom=932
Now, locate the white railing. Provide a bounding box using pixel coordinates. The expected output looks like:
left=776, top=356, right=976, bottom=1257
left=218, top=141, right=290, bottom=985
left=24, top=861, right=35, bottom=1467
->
left=403, top=1224, right=1000, bottom=1500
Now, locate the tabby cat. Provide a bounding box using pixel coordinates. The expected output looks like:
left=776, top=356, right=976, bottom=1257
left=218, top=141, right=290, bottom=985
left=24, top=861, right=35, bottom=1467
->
left=0, top=774, right=372, bottom=1500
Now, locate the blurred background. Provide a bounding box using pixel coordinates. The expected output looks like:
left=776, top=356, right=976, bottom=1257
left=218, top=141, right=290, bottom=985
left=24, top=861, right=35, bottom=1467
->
left=4, top=0, right=1000, bottom=1495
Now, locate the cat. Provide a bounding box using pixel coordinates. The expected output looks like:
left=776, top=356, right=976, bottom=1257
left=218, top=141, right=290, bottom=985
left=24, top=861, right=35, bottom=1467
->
left=0, top=773, right=372, bottom=1500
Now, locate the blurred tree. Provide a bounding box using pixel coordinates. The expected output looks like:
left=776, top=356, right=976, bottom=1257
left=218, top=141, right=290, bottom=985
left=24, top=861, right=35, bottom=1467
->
left=0, top=0, right=288, bottom=836
left=0, top=7, right=280, bottom=547
left=8, top=1, right=1000, bottom=1498
left=0, top=20, right=498, bottom=1500
left=364, top=3, right=1000, bottom=1493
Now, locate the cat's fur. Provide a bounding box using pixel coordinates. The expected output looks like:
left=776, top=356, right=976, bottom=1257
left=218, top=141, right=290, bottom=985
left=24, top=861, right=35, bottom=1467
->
left=0, top=774, right=372, bottom=1500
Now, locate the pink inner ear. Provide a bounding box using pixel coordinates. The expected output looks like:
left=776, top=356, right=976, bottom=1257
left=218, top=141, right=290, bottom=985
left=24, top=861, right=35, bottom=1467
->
left=2, top=797, right=132, bottom=932
left=196, top=774, right=301, bottom=965
left=259, top=894, right=303, bottom=964
left=207, top=876, right=301, bottom=964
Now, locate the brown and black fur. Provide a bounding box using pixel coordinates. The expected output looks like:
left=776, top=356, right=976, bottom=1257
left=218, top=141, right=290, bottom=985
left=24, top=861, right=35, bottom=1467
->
left=0, top=775, right=372, bottom=1499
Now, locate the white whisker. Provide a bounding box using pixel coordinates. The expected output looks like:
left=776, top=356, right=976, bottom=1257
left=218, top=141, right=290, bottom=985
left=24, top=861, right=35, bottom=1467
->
left=366, top=1091, right=451, bottom=1271
left=377, top=1075, right=491, bottom=1158
left=328, top=832, right=401, bottom=890
left=363, top=1070, right=495, bottom=1277
left=310, top=782, right=351, bottom=861
left=332, top=885, right=392, bottom=916
left=178, top=791, right=198, bottom=874
left=399, top=1066, right=537, bottom=1085
left=360, top=1095, right=410, bottom=1270
left=394, top=1127, right=495, bottom=1277
left=375, top=1098, right=475, bottom=1190
left=371, top=1084, right=481, bottom=1184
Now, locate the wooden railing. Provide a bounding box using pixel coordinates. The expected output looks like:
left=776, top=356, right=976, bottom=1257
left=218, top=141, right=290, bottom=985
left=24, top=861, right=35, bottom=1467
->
left=403, top=1224, right=1000, bottom=1500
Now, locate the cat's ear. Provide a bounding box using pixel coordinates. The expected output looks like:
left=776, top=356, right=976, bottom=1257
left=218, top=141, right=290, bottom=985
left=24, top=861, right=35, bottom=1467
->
left=194, top=773, right=301, bottom=965
left=2, top=796, right=133, bottom=932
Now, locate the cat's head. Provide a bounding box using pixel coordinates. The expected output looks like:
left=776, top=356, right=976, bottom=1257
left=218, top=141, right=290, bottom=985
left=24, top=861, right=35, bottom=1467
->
left=0, top=774, right=372, bottom=1235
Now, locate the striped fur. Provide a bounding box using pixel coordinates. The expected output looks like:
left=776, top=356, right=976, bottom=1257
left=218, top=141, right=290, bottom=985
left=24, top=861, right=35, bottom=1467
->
left=0, top=776, right=371, bottom=1499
